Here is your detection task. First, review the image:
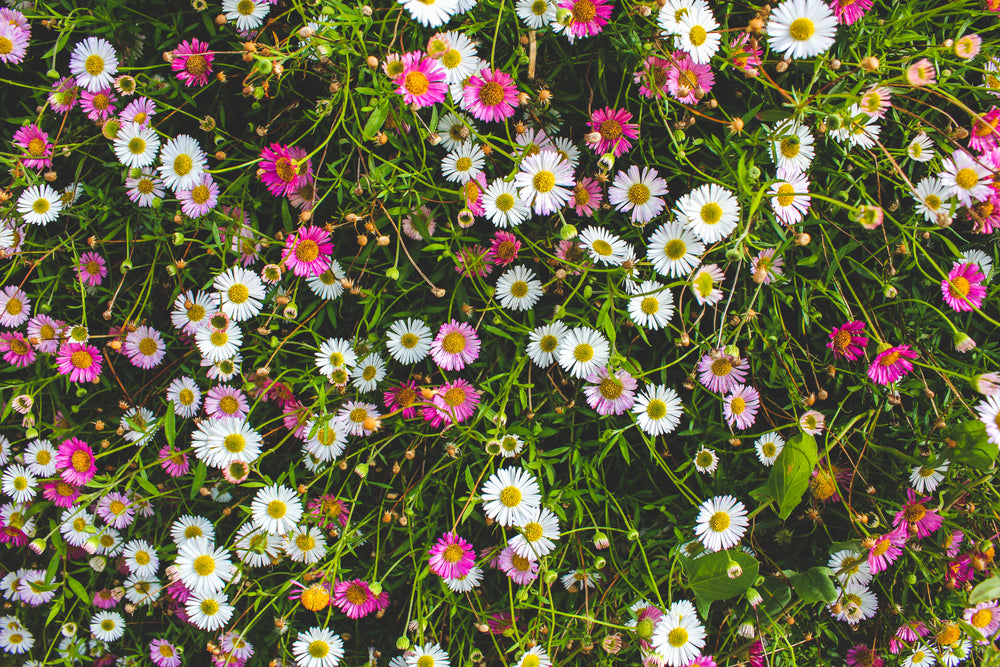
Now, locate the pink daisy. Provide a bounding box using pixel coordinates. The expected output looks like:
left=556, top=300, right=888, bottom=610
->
left=150, top=639, right=182, bottom=667
left=427, top=532, right=476, bottom=579
left=0, top=22, right=28, bottom=65
left=393, top=51, right=448, bottom=109
left=124, top=325, right=166, bottom=369
left=42, top=480, right=81, bottom=508
left=845, top=645, right=882, bottom=667
left=383, top=381, right=421, bottom=419
left=633, top=56, right=671, bottom=99
left=941, top=261, right=986, bottom=312
left=12, top=124, right=53, bottom=170
left=497, top=545, right=539, bottom=584
left=570, top=177, right=603, bottom=217
left=964, top=601, right=1000, bottom=640
left=281, top=225, right=333, bottom=277
left=906, top=58, right=936, bottom=86
left=77, top=251, right=108, bottom=287
left=26, top=314, right=63, bottom=354
left=893, top=488, right=943, bottom=539
left=827, top=321, right=868, bottom=360
left=557, top=0, right=613, bottom=42
left=689, top=658, right=717, bottom=667
left=96, top=491, right=135, bottom=529
left=463, top=172, right=487, bottom=217
left=204, top=385, right=250, bottom=420
left=867, top=524, right=907, bottom=574
left=583, top=367, right=637, bottom=416
left=307, top=495, right=351, bottom=529
left=332, top=579, right=377, bottom=619
left=487, top=231, right=521, bottom=267
left=588, top=107, right=638, bottom=158
left=462, top=67, right=519, bottom=122
left=810, top=458, right=850, bottom=504
left=944, top=530, right=964, bottom=558
left=867, top=345, right=918, bottom=386
left=171, top=38, right=214, bottom=87
left=48, top=76, right=80, bottom=113
left=56, top=437, right=97, bottom=486
left=80, top=87, right=117, bottom=121
left=750, top=248, right=783, bottom=284
left=455, top=244, right=494, bottom=278
left=430, top=320, right=481, bottom=371
left=0, top=332, right=34, bottom=367
left=259, top=143, right=313, bottom=198
left=177, top=173, right=219, bottom=218
left=969, top=107, right=1000, bottom=153
left=667, top=50, right=715, bottom=104
left=424, top=378, right=481, bottom=427
left=119, top=97, right=156, bottom=126
left=56, top=342, right=103, bottom=382
left=0, top=285, right=30, bottom=327
left=799, top=409, right=825, bottom=435
left=697, top=349, right=747, bottom=393
left=723, top=384, right=760, bottom=430
left=830, top=0, right=873, bottom=25
left=730, top=34, right=763, bottom=75
left=93, top=588, right=123, bottom=610
left=158, top=446, right=190, bottom=477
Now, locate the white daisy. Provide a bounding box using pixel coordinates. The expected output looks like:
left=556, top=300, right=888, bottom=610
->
left=444, top=565, right=483, bottom=593
left=438, top=30, right=480, bottom=85
left=23, top=439, right=57, bottom=478
left=192, top=417, right=263, bottom=469
left=509, top=506, right=560, bottom=558
left=912, top=176, right=953, bottom=224
left=495, top=265, right=543, bottom=311
left=770, top=169, right=811, bottom=226
left=770, top=121, right=815, bottom=173
left=497, top=433, right=526, bottom=457
left=677, top=183, right=740, bottom=243
left=174, top=537, right=233, bottom=596
left=676, top=4, right=720, bottom=64
left=441, top=142, right=485, bottom=184
left=437, top=112, right=477, bottom=151
left=59, top=508, right=96, bottom=548
left=514, top=149, right=575, bottom=216
left=526, top=321, right=568, bottom=367
left=89, top=610, right=125, bottom=642
left=516, top=0, right=555, bottom=28
left=658, top=0, right=710, bottom=34
left=561, top=569, right=602, bottom=590
left=516, top=646, right=552, bottom=667
left=195, top=320, right=243, bottom=363
left=292, top=626, right=345, bottom=667
left=385, top=318, right=432, bottom=365
left=17, top=184, right=63, bottom=226
left=939, top=150, right=994, bottom=207
left=646, top=221, right=704, bottom=278
left=960, top=249, right=993, bottom=279
left=233, top=522, right=282, bottom=567
left=306, top=261, right=346, bottom=300
left=690, top=264, right=725, bottom=306
left=338, top=401, right=381, bottom=436
left=903, top=645, right=936, bottom=667
left=939, top=638, right=972, bottom=667
left=171, top=290, right=220, bottom=335
left=352, top=353, right=386, bottom=393
left=119, top=406, right=157, bottom=445
left=651, top=603, right=706, bottom=667
left=406, top=642, right=450, bottom=667
left=483, top=178, right=530, bottom=228
left=251, top=484, right=303, bottom=535
left=215, top=265, right=266, bottom=322
left=767, top=0, right=838, bottom=60
left=481, top=467, right=542, bottom=527
left=113, top=122, right=161, bottom=168
left=830, top=105, right=880, bottom=149
left=556, top=327, right=610, bottom=379
left=304, top=416, right=349, bottom=462
left=69, top=37, right=119, bottom=92
left=170, top=515, right=215, bottom=545
left=693, top=447, right=718, bottom=474
left=579, top=226, right=629, bottom=266
left=166, top=376, right=202, bottom=418
left=186, top=591, right=234, bottom=632
left=754, top=432, right=785, bottom=466
left=693, top=494, right=748, bottom=552
left=123, top=573, right=162, bottom=606
left=222, top=0, right=270, bottom=31
left=632, top=385, right=683, bottom=437
left=315, top=338, right=357, bottom=379
left=628, top=280, right=674, bottom=330
left=158, top=134, right=207, bottom=193
left=1, top=465, right=35, bottom=504
left=827, top=550, right=872, bottom=587
left=830, top=583, right=878, bottom=625
left=0, top=624, right=33, bottom=654
left=608, top=165, right=668, bottom=224
left=283, top=525, right=327, bottom=564
left=551, top=136, right=580, bottom=170
left=122, top=539, right=159, bottom=578
left=398, top=0, right=458, bottom=27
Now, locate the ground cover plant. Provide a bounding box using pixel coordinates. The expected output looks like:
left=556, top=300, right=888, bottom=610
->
left=1, top=0, right=1000, bottom=665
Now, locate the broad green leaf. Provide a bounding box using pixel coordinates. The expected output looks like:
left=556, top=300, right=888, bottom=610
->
left=164, top=403, right=176, bottom=447
left=190, top=462, right=207, bottom=500
left=680, top=550, right=759, bottom=616
left=751, top=433, right=818, bottom=519
left=759, top=577, right=792, bottom=617
left=970, top=575, right=1000, bottom=605
left=788, top=566, right=838, bottom=604
left=67, top=577, right=89, bottom=604
left=950, top=421, right=997, bottom=470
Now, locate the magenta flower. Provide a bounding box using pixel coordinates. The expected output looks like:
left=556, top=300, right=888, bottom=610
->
left=26, top=314, right=63, bottom=354
left=497, top=545, right=539, bottom=585
left=12, top=124, right=53, bottom=170
left=56, top=437, right=97, bottom=486
left=171, top=38, right=214, bottom=87
left=93, top=588, right=123, bottom=610
left=570, top=177, right=603, bottom=217
left=724, top=384, right=760, bottom=430
left=205, top=385, right=249, bottom=420
left=383, top=381, right=421, bottom=419
left=827, top=321, right=868, bottom=360
left=867, top=345, right=918, bottom=386
left=845, top=644, right=882, bottom=667
left=0, top=332, right=34, bottom=367
left=56, top=342, right=103, bottom=383
left=557, top=0, right=613, bottom=42
left=829, top=0, right=873, bottom=24
left=730, top=34, right=763, bottom=75
left=633, top=56, right=671, bottom=99
left=941, top=261, right=986, bottom=312
left=42, top=480, right=81, bottom=508
left=259, top=143, right=313, bottom=198
left=158, top=446, right=190, bottom=477
left=0, top=22, right=29, bottom=65
left=462, top=67, right=519, bottom=122
left=96, top=491, right=135, bottom=529
left=49, top=76, right=80, bottom=113
left=177, top=173, right=219, bottom=218
left=697, top=349, right=747, bottom=393
left=667, top=50, right=715, bottom=104
left=969, top=107, right=1000, bottom=153
left=867, top=524, right=907, bottom=574
left=583, top=367, right=637, bottom=416
left=588, top=107, right=638, bottom=158
left=332, top=579, right=378, bottom=619
left=631, top=603, right=664, bottom=650
left=430, top=320, right=481, bottom=371
left=77, top=251, right=108, bottom=287
left=423, top=378, right=481, bottom=427
left=487, top=231, right=521, bottom=267
left=428, top=532, right=476, bottom=579
left=307, top=495, right=350, bottom=529
left=393, top=51, right=448, bottom=109
left=80, top=87, right=117, bottom=121
left=281, top=225, right=333, bottom=277
left=893, top=489, right=943, bottom=539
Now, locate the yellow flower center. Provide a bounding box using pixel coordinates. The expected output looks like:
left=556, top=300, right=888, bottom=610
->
left=185, top=54, right=208, bottom=76
left=599, top=119, right=622, bottom=140
left=478, top=81, right=505, bottom=106
left=688, top=25, right=707, bottom=47
left=788, top=17, right=815, bottom=42
left=499, top=485, right=522, bottom=507
left=443, top=543, right=465, bottom=562
left=667, top=627, right=689, bottom=647
left=640, top=296, right=659, bottom=314
left=70, top=349, right=94, bottom=369
left=405, top=71, right=430, bottom=97
left=776, top=183, right=796, bottom=207
left=267, top=500, right=287, bottom=518
left=533, top=170, right=556, bottom=193
left=441, top=331, right=466, bottom=353
left=573, top=343, right=594, bottom=362
left=628, top=183, right=651, bottom=205
left=309, top=640, right=330, bottom=658
left=193, top=554, right=215, bottom=576
left=709, top=511, right=730, bottom=531
left=85, top=54, right=105, bottom=76
left=599, top=377, right=624, bottom=400
left=173, top=154, right=193, bottom=177
left=955, top=168, right=979, bottom=190
left=571, top=0, right=597, bottom=22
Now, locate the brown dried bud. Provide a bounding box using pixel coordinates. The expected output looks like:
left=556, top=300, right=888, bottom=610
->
left=356, top=234, right=368, bottom=246
left=775, top=60, right=789, bottom=73
left=366, top=56, right=378, bottom=68
left=861, top=56, right=880, bottom=72
left=376, top=235, right=390, bottom=246
left=748, top=17, right=764, bottom=33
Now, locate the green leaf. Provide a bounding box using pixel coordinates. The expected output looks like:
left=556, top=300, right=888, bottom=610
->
left=970, top=575, right=1000, bottom=605
left=788, top=566, right=838, bottom=604
left=680, top=550, right=759, bottom=616
left=67, top=577, right=89, bottom=604
left=751, top=432, right=818, bottom=519
left=190, top=462, right=207, bottom=500
left=759, top=577, right=792, bottom=617
left=950, top=421, right=997, bottom=470
left=362, top=101, right=390, bottom=140
left=135, top=470, right=158, bottom=497
left=164, top=405, right=176, bottom=447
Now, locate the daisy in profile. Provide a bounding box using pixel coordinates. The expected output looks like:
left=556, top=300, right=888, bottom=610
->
left=222, top=0, right=270, bottom=30
left=629, top=281, right=674, bottom=330
left=526, top=321, right=568, bottom=367
left=723, top=385, right=760, bottom=430
left=174, top=537, right=233, bottom=596
left=588, top=107, right=638, bottom=158
left=158, top=134, right=206, bottom=193
left=514, top=149, right=574, bottom=215
left=69, top=37, right=119, bottom=92
left=770, top=121, right=815, bottom=172
left=753, top=432, right=785, bottom=466
left=186, top=591, right=234, bottom=632
left=694, top=495, right=748, bottom=552
left=516, top=0, right=556, bottom=28
left=385, top=318, right=432, bottom=365
left=941, top=261, right=986, bottom=312
left=394, top=51, right=448, bottom=109
left=292, top=626, right=344, bottom=667
left=430, top=320, right=480, bottom=371
left=481, top=467, right=541, bottom=527
left=584, top=367, right=637, bottom=416
left=910, top=462, right=947, bottom=493
left=427, top=532, right=476, bottom=579
left=398, top=0, right=458, bottom=27
left=555, top=0, right=613, bottom=43
left=557, top=327, right=610, bottom=379
left=676, top=4, right=720, bottom=64
left=444, top=566, right=483, bottom=593
left=677, top=183, right=739, bottom=243
left=770, top=168, right=811, bottom=226
left=579, top=226, right=628, bottom=266
left=462, top=67, right=519, bottom=122
left=124, top=325, right=166, bottom=369
left=495, top=265, right=543, bottom=311
left=767, top=0, right=838, bottom=60
left=215, top=266, right=265, bottom=322
left=352, top=353, right=386, bottom=393
left=939, top=150, right=993, bottom=207
left=608, top=165, right=668, bottom=224
left=16, top=184, right=62, bottom=226
left=867, top=344, right=918, bottom=386
left=647, top=222, right=704, bottom=278
left=651, top=601, right=706, bottom=667
left=906, top=133, right=935, bottom=163
left=632, top=385, right=683, bottom=436
left=483, top=179, right=530, bottom=228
